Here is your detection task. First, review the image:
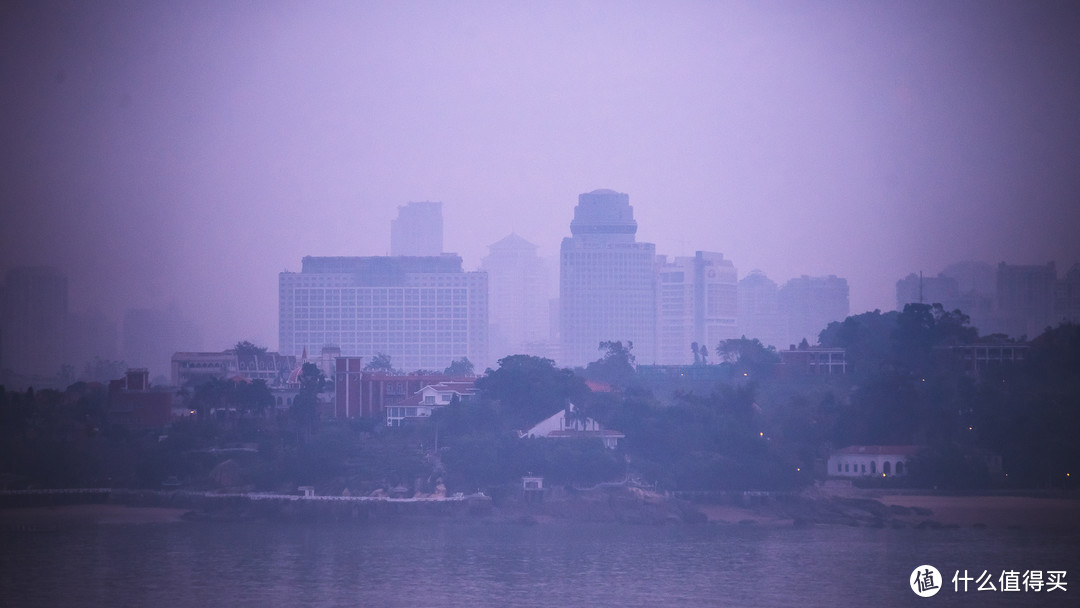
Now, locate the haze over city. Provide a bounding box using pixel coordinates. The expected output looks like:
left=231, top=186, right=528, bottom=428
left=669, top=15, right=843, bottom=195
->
left=3, top=0, right=1079, bottom=353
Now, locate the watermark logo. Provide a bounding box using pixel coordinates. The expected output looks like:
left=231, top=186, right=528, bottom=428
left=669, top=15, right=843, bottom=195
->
left=911, top=565, right=942, bottom=597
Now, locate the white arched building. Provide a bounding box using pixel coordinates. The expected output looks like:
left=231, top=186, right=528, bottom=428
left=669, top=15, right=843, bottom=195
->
left=828, top=445, right=921, bottom=477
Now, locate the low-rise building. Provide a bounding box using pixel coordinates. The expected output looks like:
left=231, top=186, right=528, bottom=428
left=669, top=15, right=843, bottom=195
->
left=108, top=368, right=174, bottom=429
left=171, top=350, right=297, bottom=388
left=385, top=380, right=477, bottom=426
left=778, top=346, right=847, bottom=375
left=520, top=403, right=624, bottom=449
left=334, top=356, right=475, bottom=419
left=827, top=445, right=919, bottom=477
left=935, top=342, right=1028, bottom=376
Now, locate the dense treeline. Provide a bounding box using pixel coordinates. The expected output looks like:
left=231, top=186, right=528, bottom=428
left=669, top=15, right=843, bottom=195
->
left=1, top=307, right=1078, bottom=495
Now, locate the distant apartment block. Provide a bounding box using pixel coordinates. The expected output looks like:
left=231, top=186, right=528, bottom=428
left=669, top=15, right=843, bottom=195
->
left=896, top=273, right=961, bottom=310
left=390, top=201, right=443, bottom=257
left=940, top=261, right=997, bottom=323
left=1056, top=264, right=1080, bottom=325
left=995, top=262, right=1057, bottom=339
left=122, top=306, right=202, bottom=380
left=1, top=266, right=68, bottom=378
left=777, top=275, right=850, bottom=348
left=657, top=252, right=738, bottom=364
left=279, top=255, right=488, bottom=373
left=560, top=189, right=657, bottom=367
left=738, top=271, right=784, bottom=350
left=482, top=233, right=555, bottom=361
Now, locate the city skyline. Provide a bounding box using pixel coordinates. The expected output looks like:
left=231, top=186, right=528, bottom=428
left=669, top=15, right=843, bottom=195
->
left=3, top=2, right=1079, bottom=352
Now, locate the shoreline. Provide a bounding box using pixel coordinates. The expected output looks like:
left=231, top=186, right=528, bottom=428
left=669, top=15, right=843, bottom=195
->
left=3, top=488, right=1079, bottom=531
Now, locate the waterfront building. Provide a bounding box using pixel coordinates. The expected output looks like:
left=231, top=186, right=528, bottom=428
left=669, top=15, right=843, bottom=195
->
left=279, top=255, right=488, bottom=372
left=559, top=189, right=657, bottom=367
left=828, top=445, right=918, bottom=477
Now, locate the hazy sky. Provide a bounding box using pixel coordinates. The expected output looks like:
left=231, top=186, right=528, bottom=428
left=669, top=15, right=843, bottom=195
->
left=3, top=0, right=1079, bottom=352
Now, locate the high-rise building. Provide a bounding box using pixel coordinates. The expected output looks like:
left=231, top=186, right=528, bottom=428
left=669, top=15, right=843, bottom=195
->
left=122, top=305, right=202, bottom=381
left=1055, top=264, right=1080, bottom=326
left=278, top=255, right=487, bottom=372
left=656, top=252, right=738, bottom=364
left=482, top=233, right=555, bottom=361
left=390, top=201, right=443, bottom=256
left=738, top=270, right=784, bottom=350
left=777, top=275, right=850, bottom=348
left=1, top=266, right=68, bottom=378
left=896, top=273, right=961, bottom=310
left=66, top=310, right=119, bottom=373
left=559, top=189, right=656, bottom=367
left=995, top=262, right=1057, bottom=339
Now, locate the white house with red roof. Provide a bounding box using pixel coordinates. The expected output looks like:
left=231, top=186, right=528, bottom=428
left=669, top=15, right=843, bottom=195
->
left=828, top=445, right=921, bottom=477
left=519, top=403, right=624, bottom=449
left=385, top=380, right=477, bottom=426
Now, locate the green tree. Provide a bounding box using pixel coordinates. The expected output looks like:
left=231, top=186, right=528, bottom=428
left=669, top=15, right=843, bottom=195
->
left=289, top=362, right=326, bottom=429
left=364, top=353, right=395, bottom=372
left=585, top=340, right=636, bottom=387
left=716, top=337, right=779, bottom=378
left=235, top=379, right=274, bottom=416
left=444, top=357, right=475, bottom=376
left=476, top=355, right=587, bottom=429
left=233, top=341, right=268, bottom=357
left=819, top=309, right=899, bottom=377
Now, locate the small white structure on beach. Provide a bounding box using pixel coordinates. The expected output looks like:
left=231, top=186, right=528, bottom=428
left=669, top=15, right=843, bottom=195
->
left=828, top=445, right=920, bottom=477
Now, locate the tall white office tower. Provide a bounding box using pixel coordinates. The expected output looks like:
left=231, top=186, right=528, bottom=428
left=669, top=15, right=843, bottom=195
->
left=559, top=189, right=656, bottom=367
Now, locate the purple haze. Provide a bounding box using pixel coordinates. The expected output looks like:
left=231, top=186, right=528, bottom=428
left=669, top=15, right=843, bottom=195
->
left=2, top=1, right=1079, bottom=352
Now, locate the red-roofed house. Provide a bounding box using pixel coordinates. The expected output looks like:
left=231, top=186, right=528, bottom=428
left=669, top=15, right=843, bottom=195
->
left=519, top=403, right=624, bottom=449
left=828, top=445, right=921, bottom=477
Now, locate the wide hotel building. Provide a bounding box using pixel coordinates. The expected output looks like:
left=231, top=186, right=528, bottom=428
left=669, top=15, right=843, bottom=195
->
left=278, top=255, right=487, bottom=372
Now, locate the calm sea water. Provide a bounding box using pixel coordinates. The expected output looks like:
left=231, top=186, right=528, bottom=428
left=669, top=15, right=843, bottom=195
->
left=2, top=520, right=1078, bottom=607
